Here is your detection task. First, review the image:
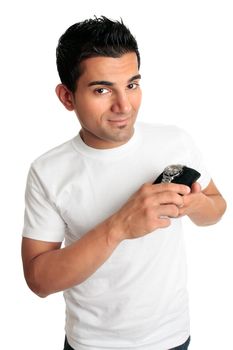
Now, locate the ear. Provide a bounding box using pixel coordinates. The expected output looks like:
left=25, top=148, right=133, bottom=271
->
left=55, top=84, right=75, bottom=111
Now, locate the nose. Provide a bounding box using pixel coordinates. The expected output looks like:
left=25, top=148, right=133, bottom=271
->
left=111, top=92, right=131, bottom=114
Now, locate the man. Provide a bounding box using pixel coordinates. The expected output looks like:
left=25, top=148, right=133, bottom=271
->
left=21, top=16, right=226, bottom=350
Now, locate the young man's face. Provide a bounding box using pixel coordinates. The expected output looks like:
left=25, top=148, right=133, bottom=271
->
left=61, top=52, right=142, bottom=149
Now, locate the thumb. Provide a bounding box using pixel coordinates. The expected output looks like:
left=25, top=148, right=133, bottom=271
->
left=191, top=182, right=201, bottom=193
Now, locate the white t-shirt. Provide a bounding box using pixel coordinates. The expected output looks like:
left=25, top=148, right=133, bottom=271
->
left=22, top=122, right=210, bottom=350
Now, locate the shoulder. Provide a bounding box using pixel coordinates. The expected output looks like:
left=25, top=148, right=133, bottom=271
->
left=31, top=136, right=78, bottom=176
left=33, top=137, right=74, bottom=165
left=27, top=135, right=82, bottom=195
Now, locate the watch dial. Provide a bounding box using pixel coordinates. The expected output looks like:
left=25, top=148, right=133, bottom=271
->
left=164, top=164, right=183, bottom=176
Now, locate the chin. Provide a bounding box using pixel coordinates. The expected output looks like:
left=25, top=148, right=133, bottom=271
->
left=110, top=127, right=134, bottom=143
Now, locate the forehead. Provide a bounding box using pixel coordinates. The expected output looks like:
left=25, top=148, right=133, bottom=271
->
left=79, top=52, right=139, bottom=83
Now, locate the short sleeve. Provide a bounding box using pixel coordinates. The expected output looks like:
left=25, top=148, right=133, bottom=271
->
left=22, top=165, right=66, bottom=242
left=180, top=129, right=211, bottom=190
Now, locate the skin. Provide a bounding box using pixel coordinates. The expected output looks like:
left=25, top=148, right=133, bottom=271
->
left=21, top=52, right=226, bottom=298
left=56, top=53, right=142, bottom=149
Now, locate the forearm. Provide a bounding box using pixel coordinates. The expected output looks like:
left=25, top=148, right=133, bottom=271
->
left=23, top=182, right=203, bottom=297
left=29, top=218, right=121, bottom=297
left=187, top=193, right=226, bottom=226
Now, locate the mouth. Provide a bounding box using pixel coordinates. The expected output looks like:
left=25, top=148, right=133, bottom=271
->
left=107, top=117, right=130, bottom=127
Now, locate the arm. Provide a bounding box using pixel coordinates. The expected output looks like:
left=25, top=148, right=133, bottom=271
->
left=179, top=179, right=227, bottom=226
left=22, top=183, right=190, bottom=298
left=21, top=219, right=121, bottom=298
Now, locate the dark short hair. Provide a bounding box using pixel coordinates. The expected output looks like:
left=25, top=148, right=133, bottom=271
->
left=56, top=16, right=140, bottom=92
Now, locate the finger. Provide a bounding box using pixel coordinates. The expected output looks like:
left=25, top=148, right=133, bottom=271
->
left=154, top=191, right=184, bottom=208
left=191, top=182, right=201, bottom=193
left=178, top=207, right=186, bottom=217
left=157, top=204, right=180, bottom=218
left=157, top=217, right=171, bottom=228
left=152, top=183, right=190, bottom=196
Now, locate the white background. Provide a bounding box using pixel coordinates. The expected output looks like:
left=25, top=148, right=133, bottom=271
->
left=0, top=0, right=232, bottom=349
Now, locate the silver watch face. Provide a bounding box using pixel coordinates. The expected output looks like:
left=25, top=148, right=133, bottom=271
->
left=163, top=164, right=184, bottom=177
left=161, top=164, right=184, bottom=183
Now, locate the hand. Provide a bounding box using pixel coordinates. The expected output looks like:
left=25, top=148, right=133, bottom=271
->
left=178, top=182, right=203, bottom=218
left=110, top=182, right=190, bottom=242
left=178, top=179, right=227, bottom=226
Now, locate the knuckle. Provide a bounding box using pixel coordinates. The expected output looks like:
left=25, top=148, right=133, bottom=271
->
left=163, top=191, right=183, bottom=207
left=161, top=183, right=173, bottom=191
left=168, top=204, right=179, bottom=217
left=140, top=183, right=151, bottom=196
left=159, top=191, right=176, bottom=203
left=142, top=196, right=152, bottom=208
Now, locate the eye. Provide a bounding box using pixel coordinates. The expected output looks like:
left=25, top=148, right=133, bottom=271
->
left=127, top=82, right=140, bottom=90
left=94, top=88, right=110, bottom=95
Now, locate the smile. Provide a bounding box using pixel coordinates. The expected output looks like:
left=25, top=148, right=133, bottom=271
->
left=107, top=118, right=130, bottom=126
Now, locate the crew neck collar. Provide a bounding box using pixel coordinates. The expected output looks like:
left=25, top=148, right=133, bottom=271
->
left=72, top=125, right=141, bottom=160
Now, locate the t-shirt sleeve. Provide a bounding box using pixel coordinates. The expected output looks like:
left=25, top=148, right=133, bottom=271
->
left=22, top=165, right=66, bottom=242
left=180, top=128, right=211, bottom=190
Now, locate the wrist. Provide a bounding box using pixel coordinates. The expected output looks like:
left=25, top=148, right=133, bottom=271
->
left=104, top=213, right=126, bottom=248
left=187, top=192, right=224, bottom=226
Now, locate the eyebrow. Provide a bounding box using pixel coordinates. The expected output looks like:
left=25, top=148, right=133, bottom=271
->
left=88, top=74, right=141, bottom=87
